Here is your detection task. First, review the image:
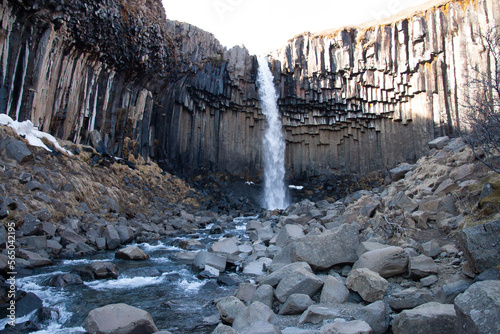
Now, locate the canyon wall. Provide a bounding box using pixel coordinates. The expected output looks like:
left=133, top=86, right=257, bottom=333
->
left=1, top=0, right=499, bottom=179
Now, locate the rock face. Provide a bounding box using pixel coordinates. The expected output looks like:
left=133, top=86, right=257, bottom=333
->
left=2, top=0, right=499, bottom=178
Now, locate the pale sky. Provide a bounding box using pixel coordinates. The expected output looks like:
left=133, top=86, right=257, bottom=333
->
left=162, top=0, right=432, bottom=55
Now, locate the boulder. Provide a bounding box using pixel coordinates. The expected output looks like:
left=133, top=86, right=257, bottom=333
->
left=353, top=301, right=389, bottom=334
left=212, top=323, right=238, bottom=334
left=115, top=225, right=134, bottom=244
left=216, top=296, right=246, bottom=325
left=258, top=262, right=312, bottom=287
left=232, top=301, right=280, bottom=334
left=250, top=284, right=274, bottom=308
left=356, top=242, right=390, bottom=257
left=298, top=303, right=364, bottom=324
left=279, top=294, right=313, bottom=315
left=418, top=240, right=441, bottom=258
left=178, top=239, right=205, bottom=250
left=210, top=238, right=239, bottom=254
left=115, top=246, right=149, bottom=261
left=435, top=280, right=471, bottom=304
left=5, top=140, right=33, bottom=163
left=428, top=136, right=450, bottom=150
left=193, top=251, right=227, bottom=272
left=457, top=220, right=500, bottom=273
left=235, top=283, right=257, bottom=304
left=454, top=280, right=500, bottom=334
left=84, top=303, right=158, bottom=334
left=319, top=319, right=372, bottom=334
left=392, top=302, right=456, bottom=334
left=346, top=268, right=388, bottom=303
left=103, top=225, right=121, bottom=250
left=45, top=273, right=84, bottom=288
left=409, top=255, right=439, bottom=279
left=390, top=163, right=416, bottom=182
left=352, top=246, right=409, bottom=278
left=275, top=268, right=324, bottom=303
left=320, top=275, right=349, bottom=304
left=86, top=261, right=119, bottom=279
left=275, top=225, right=305, bottom=248
left=387, top=288, right=434, bottom=311
left=272, top=224, right=359, bottom=270
left=17, top=249, right=52, bottom=267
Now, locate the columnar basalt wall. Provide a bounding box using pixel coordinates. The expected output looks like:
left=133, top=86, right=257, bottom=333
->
left=271, top=0, right=499, bottom=176
left=1, top=0, right=498, bottom=180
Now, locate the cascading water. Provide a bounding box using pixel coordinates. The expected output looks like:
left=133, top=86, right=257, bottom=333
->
left=257, top=57, right=288, bottom=210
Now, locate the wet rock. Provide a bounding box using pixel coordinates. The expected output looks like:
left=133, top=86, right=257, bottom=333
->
left=194, top=251, right=227, bottom=272
left=45, top=274, right=84, bottom=288
left=15, top=292, right=43, bottom=317
left=346, top=268, right=388, bottom=303
left=320, top=275, right=349, bottom=304
left=85, top=303, right=158, bottom=334
left=409, top=255, right=439, bottom=279
left=178, top=239, right=205, bottom=250
left=86, top=261, right=119, bottom=279
left=272, top=224, right=359, bottom=270
left=454, top=280, right=500, bottom=334
left=392, top=302, right=456, bottom=334
left=216, top=296, right=246, bottom=324
left=275, top=268, right=324, bottom=303
left=387, top=288, right=434, bottom=311
left=115, top=245, right=149, bottom=261
left=210, top=238, right=239, bottom=255
left=457, top=220, right=500, bottom=273
left=232, top=301, right=280, bottom=334
left=319, top=319, right=372, bottom=334
left=279, top=294, right=313, bottom=315
left=353, top=246, right=409, bottom=278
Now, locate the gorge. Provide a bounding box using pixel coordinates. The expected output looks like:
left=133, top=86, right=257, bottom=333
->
left=2, top=0, right=499, bottom=182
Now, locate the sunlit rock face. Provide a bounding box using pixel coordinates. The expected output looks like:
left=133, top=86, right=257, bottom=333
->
left=1, top=0, right=499, bottom=179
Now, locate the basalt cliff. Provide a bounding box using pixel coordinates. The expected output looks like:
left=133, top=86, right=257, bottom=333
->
left=1, top=0, right=499, bottom=179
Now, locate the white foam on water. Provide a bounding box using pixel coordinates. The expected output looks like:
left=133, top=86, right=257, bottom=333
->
left=137, top=241, right=182, bottom=252
left=177, top=278, right=204, bottom=292
left=86, top=274, right=166, bottom=291
left=60, top=258, right=97, bottom=266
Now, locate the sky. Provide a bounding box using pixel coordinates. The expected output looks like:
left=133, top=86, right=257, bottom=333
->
left=161, top=0, right=432, bottom=55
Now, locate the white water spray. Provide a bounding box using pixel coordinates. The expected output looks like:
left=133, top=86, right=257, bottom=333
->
left=257, top=57, right=288, bottom=210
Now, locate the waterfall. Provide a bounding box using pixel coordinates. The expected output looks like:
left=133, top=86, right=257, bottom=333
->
left=257, top=57, right=288, bottom=210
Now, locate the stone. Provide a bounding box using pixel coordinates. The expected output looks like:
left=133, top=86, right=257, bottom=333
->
left=21, top=214, right=42, bottom=236
left=103, top=225, right=121, bottom=250
left=115, top=225, right=135, bottom=244
left=210, top=238, right=239, bottom=254
left=258, top=262, right=312, bottom=287
left=454, top=280, right=500, bottom=334
left=346, top=268, right=388, bottom=303
left=272, top=224, right=359, bottom=270
left=409, top=255, right=439, bottom=279
left=85, top=303, right=158, bottom=334
left=279, top=294, right=313, bottom=315
left=319, top=319, right=372, bottom=334
left=115, top=245, right=149, bottom=261
left=46, top=273, right=84, bottom=288
left=418, top=240, right=441, bottom=258
left=178, top=239, right=205, bottom=250
left=5, top=140, right=33, bottom=163
left=475, top=267, right=500, bottom=282
left=275, top=268, right=324, bottom=303
left=232, top=301, right=280, bottom=334
left=392, top=302, right=456, bottom=334
left=390, top=163, right=416, bottom=182
left=435, top=280, right=471, bottom=304
left=356, top=242, right=390, bottom=257
left=17, top=249, right=52, bottom=267
left=387, top=288, right=434, bottom=311
left=60, top=229, right=87, bottom=246
left=41, top=222, right=56, bottom=237
left=212, top=323, right=238, bottom=334
left=320, top=275, right=349, bottom=304
left=16, top=292, right=43, bottom=317
left=457, top=220, right=500, bottom=273
left=243, top=258, right=267, bottom=276
left=86, top=261, right=119, bottom=279
left=216, top=296, right=246, bottom=325
left=235, top=283, right=257, bottom=304
left=250, top=284, right=274, bottom=308
left=428, top=136, right=450, bottom=150
left=193, top=251, right=227, bottom=272
left=420, top=275, right=438, bottom=287
left=411, top=211, right=429, bottom=228
left=388, top=192, right=418, bottom=213
left=352, top=246, right=409, bottom=278
left=298, top=303, right=364, bottom=324
left=275, top=224, right=305, bottom=248
left=353, top=301, right=389, bottom=334
left=434, top=178, right=458, bottom=195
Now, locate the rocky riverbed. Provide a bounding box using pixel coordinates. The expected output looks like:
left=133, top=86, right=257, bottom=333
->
left=1, top=122, right=499, bottom=333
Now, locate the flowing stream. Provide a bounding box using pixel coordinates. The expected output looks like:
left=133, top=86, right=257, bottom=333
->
left=2, top=217, right=257, bottom=333
left=257, top=57, right=288, bottom=210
